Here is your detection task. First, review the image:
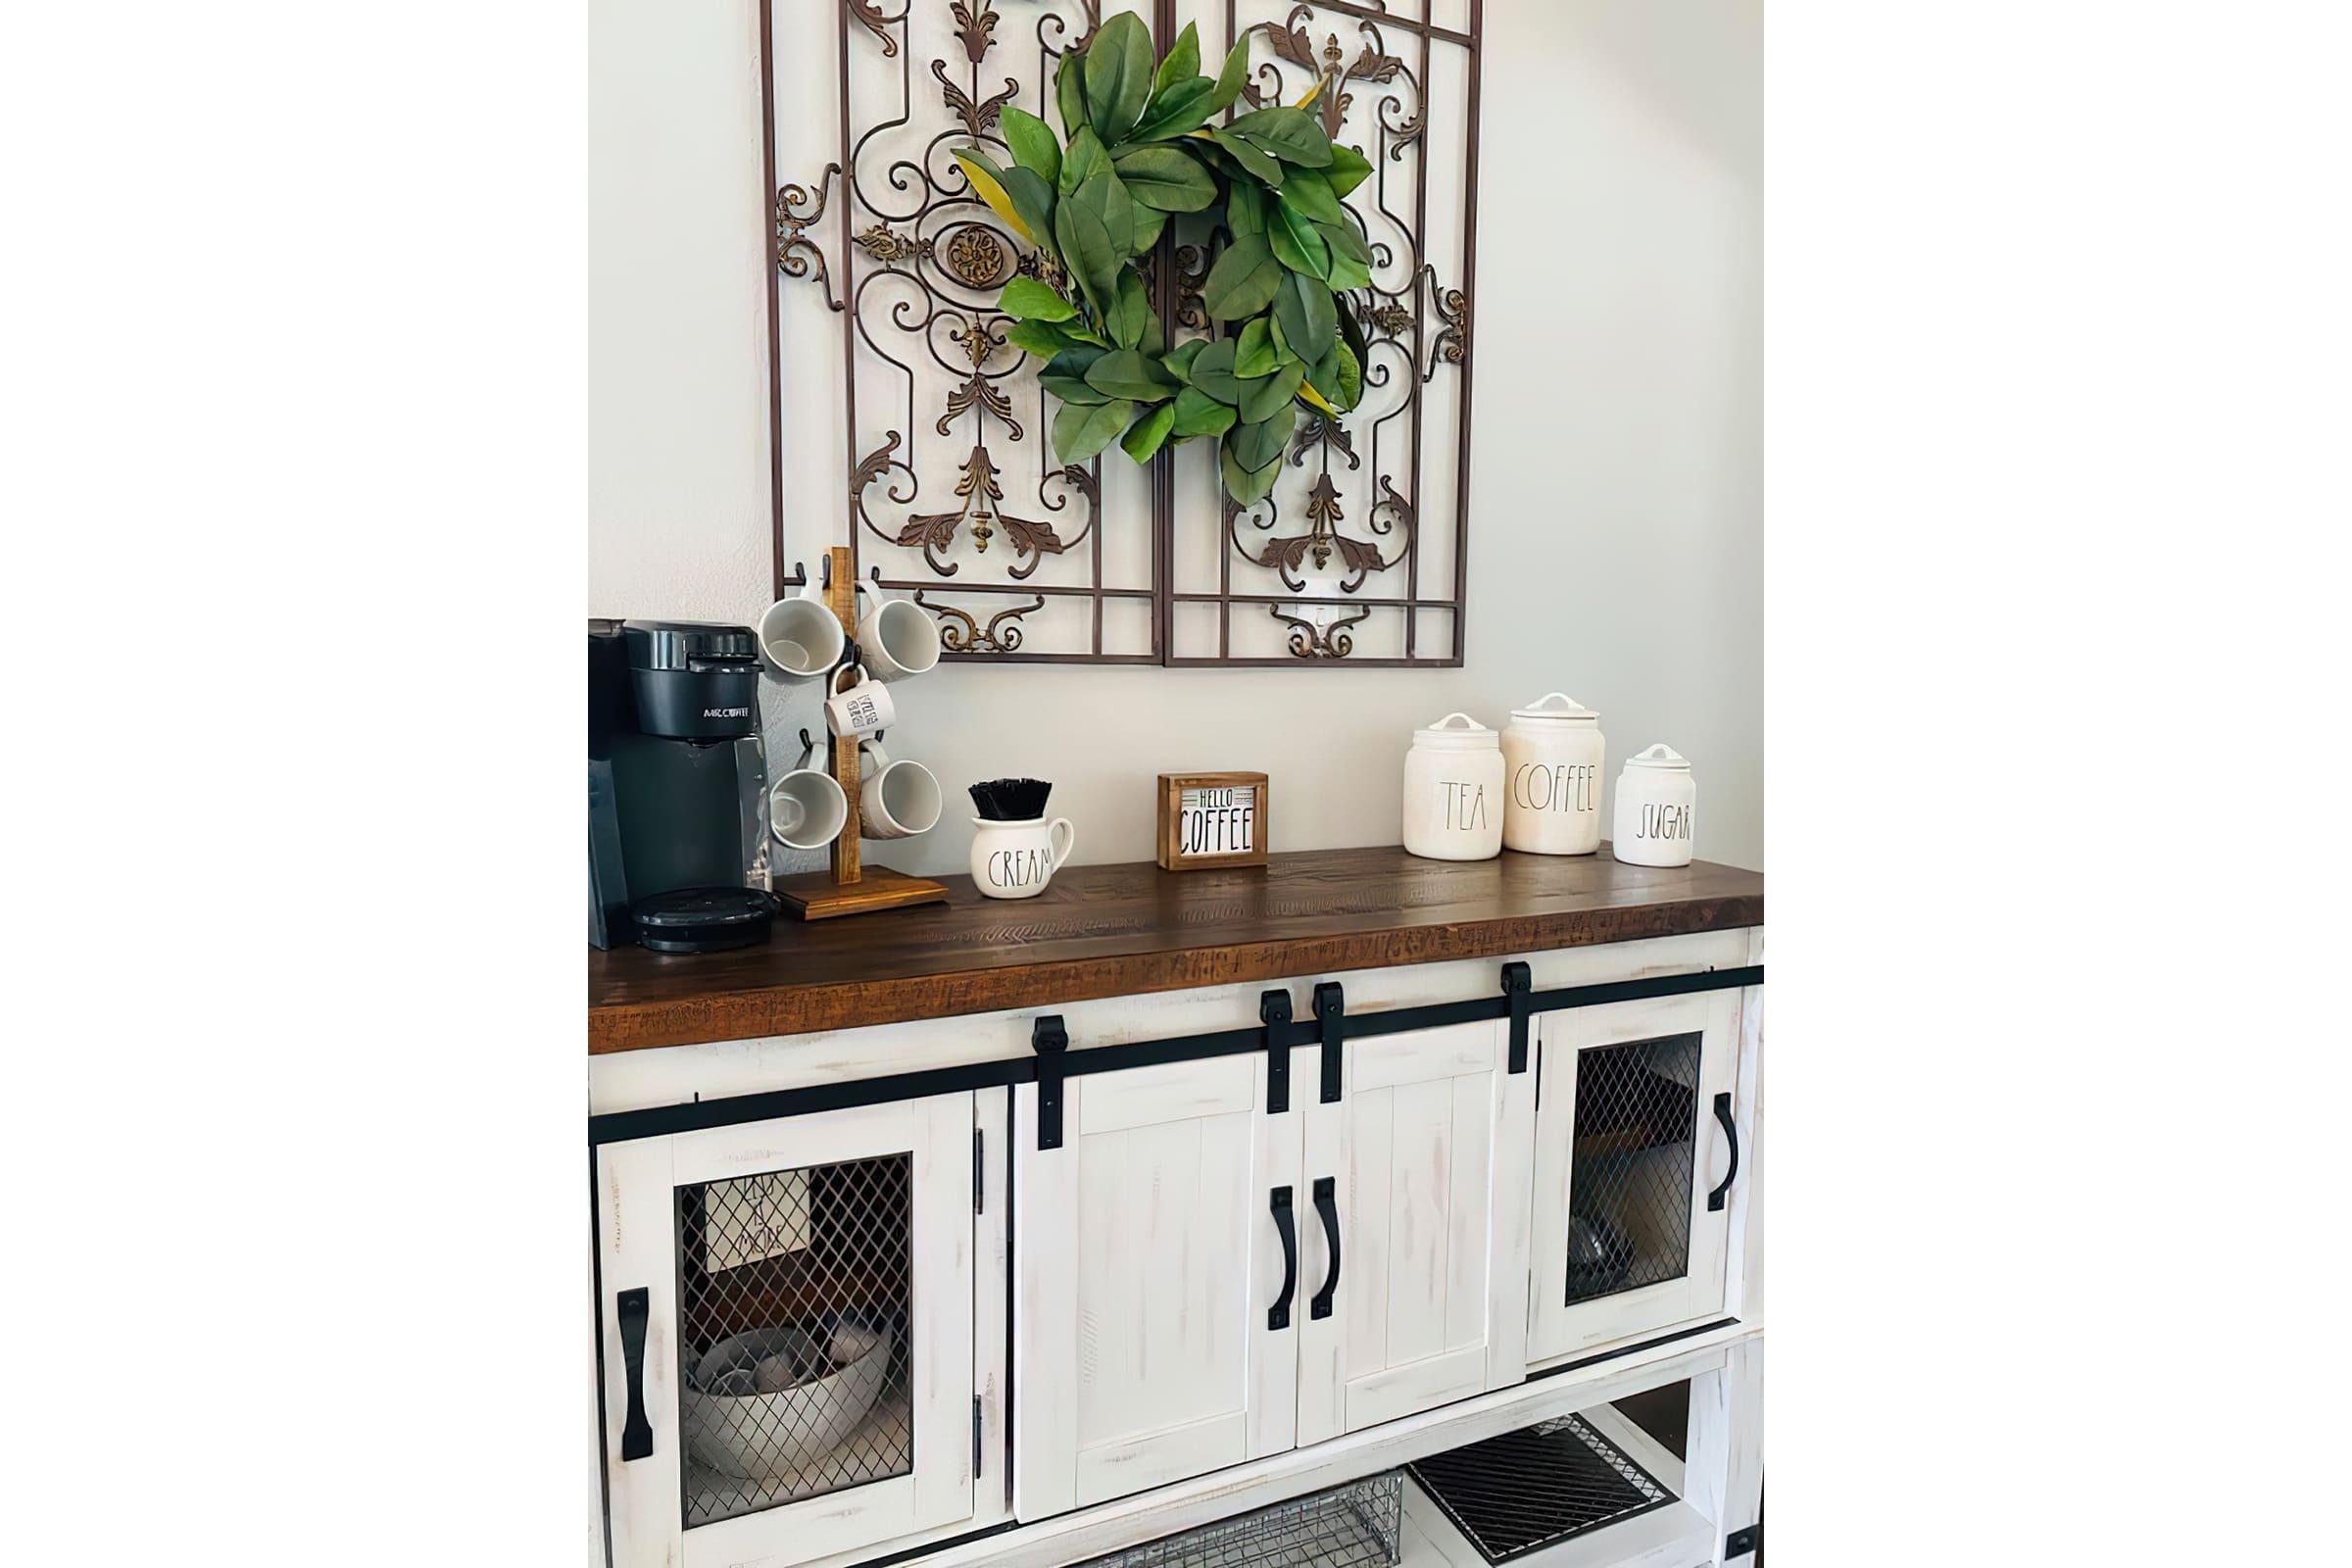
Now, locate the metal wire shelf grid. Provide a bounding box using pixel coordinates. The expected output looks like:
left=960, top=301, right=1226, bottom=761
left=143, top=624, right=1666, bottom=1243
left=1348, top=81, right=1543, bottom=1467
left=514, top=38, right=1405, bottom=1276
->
left=1082, top=1471, right=1407, bottom=1568
left=1407, top=1412, right=1672, bottom=1563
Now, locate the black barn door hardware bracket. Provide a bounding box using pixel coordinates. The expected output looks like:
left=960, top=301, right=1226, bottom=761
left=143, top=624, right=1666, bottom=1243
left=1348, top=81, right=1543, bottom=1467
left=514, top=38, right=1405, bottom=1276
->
left=1261, top=990, right=1294, bottom=1113
left=615, top=1287, right=653, bottom=1461
left=1500, top=961, right=1532, bottom=1073
left=1707, top=1091, right=1740, bottom=1211
left=1033, top=1015, right=1068, bottom=1150
left=1314, top=982, right=1347, bottom=1102
left=1726, top=1524, right=1760, bottom=1558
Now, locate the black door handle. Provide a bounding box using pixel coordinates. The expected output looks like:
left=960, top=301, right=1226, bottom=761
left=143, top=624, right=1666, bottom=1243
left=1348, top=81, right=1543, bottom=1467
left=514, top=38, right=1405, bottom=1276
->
left=1706, top=1093, right=1740, bottom=1212
left=1269, top=1186, right=1298, bottom=1329
left=1310, top=1176, right=1342, bottom=1320
left=616, top=1287, right=654, bottom=1460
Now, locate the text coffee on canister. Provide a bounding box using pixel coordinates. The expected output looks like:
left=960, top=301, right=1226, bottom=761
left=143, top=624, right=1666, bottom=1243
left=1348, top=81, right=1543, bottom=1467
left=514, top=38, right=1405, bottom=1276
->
left=1612, top=743, right=1696, bottom=867
left=1500, top=693, right=1606, bottom=855
left=1402, top=712, right=1503, bottom=860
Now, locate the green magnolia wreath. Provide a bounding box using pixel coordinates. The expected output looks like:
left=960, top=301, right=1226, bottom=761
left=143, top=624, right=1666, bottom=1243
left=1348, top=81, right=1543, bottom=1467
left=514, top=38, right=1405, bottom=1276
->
left=954, top=12, right=1372, bottom=507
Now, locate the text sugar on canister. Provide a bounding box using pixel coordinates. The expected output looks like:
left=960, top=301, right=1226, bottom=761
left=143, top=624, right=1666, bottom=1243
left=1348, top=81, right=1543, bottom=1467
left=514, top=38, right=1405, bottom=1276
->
left=1402, top=712, right=1504, bottom=861
left=1612, top=744, right=1696, bottom=867
left=1500, top=694, right=1606, bottom=855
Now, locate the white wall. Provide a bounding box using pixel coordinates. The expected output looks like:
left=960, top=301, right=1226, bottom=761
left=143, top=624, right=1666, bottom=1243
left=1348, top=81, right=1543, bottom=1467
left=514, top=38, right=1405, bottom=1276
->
left=589, top=0, right=1760, bottom=879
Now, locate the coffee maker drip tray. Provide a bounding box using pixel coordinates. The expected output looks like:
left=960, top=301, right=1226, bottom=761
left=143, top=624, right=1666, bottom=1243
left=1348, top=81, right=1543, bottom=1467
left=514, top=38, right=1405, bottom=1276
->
left=630, top=888, right=780, bottom=954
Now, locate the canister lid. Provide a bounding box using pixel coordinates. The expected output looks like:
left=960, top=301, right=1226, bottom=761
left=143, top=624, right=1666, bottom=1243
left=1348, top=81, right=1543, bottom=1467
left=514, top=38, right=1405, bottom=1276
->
left=1510, top=692, right=1598, bottom=724
left=1413, top=711, right=1499, bottom=750
left=1623, top=743, right=1690, bottom=771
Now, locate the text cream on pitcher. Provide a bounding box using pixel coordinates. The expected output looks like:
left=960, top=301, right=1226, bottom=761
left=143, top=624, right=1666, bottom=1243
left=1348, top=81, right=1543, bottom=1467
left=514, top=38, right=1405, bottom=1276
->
left=1500, top=693, right=1605, bottom=855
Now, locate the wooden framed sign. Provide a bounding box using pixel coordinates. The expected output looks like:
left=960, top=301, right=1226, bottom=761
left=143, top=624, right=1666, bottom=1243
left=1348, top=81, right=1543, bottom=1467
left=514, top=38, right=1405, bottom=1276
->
left=1156, top=773, right=1270, bottom=872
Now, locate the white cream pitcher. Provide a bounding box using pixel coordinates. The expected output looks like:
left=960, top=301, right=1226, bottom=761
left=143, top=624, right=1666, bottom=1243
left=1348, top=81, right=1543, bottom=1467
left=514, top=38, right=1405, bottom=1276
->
left=970, top=815, right=1077, bottom=900
left=1501, top=694, right=1606, bottom=855
left=1402, top=712, right=1503, bottom=860
left=1612, top=744, right=1696, bottom=867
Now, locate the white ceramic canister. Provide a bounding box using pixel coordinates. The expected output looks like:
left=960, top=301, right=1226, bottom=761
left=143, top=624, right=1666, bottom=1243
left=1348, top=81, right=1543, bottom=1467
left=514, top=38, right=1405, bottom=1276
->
left=1611, top=744, right=1696, bottom=866
left=1402, top=712, right=1504, bottom=860
left=969, top=815, right=1077, bottom=900
left=1500, top=693, right=1607, bottom=855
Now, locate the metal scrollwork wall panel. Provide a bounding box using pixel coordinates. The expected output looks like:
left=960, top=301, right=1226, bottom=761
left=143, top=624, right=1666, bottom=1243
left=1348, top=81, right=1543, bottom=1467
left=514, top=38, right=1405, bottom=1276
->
left=763, top=0, right=1481, bottom=665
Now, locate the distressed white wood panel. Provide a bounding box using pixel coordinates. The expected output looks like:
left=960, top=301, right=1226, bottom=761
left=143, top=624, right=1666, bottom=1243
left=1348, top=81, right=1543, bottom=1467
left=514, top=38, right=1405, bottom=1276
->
left=972, top=1088, right=1012, bottom=1527
left=1527, top=991, right=1741, bottom=1365
left=1684, top=1337, right=1763, bottom=1566
left=601, top=1094, right=980, bottom=1568
left=1014, top=1053, right=1298, bottom=1517
left=1723, top=989, right=1763, bottom=1326
left=1299, top=1019, right=1533, bottom=1445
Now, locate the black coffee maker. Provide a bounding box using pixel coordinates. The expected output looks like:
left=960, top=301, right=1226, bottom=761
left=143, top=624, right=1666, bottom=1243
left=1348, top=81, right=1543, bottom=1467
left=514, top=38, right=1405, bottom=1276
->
left=589, top=620, right=777, bottom=952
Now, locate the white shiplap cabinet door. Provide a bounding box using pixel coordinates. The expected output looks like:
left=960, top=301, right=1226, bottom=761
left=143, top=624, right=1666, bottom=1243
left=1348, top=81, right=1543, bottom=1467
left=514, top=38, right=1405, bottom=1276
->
left=1526, top=990, right=1744, bottom=1364
left=596, top=1093, right=982, bottom=1568
left=1296, top=1020, right=1535, bottom=1446
left=1013, top=1053, right=1301, bottom=1517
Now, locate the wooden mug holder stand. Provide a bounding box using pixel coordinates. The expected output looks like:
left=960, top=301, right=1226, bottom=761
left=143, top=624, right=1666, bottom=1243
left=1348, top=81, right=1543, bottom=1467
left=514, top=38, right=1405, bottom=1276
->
left=770, top=547, right=951, bottom=920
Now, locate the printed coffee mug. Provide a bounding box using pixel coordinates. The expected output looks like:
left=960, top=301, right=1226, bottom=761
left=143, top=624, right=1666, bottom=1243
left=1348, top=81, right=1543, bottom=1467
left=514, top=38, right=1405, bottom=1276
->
left=768, top=740, right=850, bottom=851
left=858, top=741, right=941, bottom=841
left=969, top=815, right=1077, bottom=901
left=855, top=580, right=942, bottom=682
left=822, top=666, right=896, bottom=740
left=757, top=577, right=848, bottom=679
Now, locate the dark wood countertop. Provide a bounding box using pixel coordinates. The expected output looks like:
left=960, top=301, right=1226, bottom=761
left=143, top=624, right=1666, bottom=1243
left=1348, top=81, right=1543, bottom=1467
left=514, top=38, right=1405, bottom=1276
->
left=587, top=846, right=1762, bottom=1054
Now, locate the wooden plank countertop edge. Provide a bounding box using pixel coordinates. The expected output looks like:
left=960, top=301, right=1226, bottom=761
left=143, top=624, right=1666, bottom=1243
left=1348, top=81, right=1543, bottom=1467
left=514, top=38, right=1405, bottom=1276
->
left=587, top=880, right=1762, bottom=1055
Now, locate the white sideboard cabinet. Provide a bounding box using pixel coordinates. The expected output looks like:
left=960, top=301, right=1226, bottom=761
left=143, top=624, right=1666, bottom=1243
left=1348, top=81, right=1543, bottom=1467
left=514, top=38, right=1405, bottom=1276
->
left=589, top=849, right=1765, bottom=1568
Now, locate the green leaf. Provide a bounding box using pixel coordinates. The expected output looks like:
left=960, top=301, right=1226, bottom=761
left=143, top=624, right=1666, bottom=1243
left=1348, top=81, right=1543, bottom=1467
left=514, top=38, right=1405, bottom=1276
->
left=1275, top=169, right=1347, bottom=226
left=1056, top=48, right=1087, bottom=138
left=1325, top=144, right=1373, bottom=199
left=1154, top=24, right=1200, bottom=97
left=1121, top=400, right=1178, bottom=463
left=1001, top=107, right=1061, bottom=186
left=1188, top=338, right=1244, bottom=404
left=1125, top=78, right=1215, bottom=145
left=954, top=150, right=1037, bottom=246
left=1226, top=181, right=1266, bottom=239
left=1084, top=12, right=1154, bottom=142
left=1239, top=360, right=1304, bottom=422
left=999, top=167, right=1059, bottom=258
left=1039, top=346, right=1109, bottom=405
left=1054, top=397, right=1139, bottom=465
left=1235, top=317, right=1281, bottom=378
left=1171, top=385, right=1237, bottom=438
left=1082, top=348, right=1179, bottom=402
left=1162, top=339, right=1205, bottom=383
left=1220, top=442, right=1282, bottom=505
left=1274, top=271, right=1337, bottom=366
left=1210, top=35, right=1251, bottom=113
left=1053, top=198, right=1115, bottom=317
left=1071, top=168, right=1137, bottom=267
left=1004, top=318, right=1080, bottom=361
left=1208, top=127, right=1284, bottom=187
left=1058, top=126, right=1106, bottom=196
left=1228, top=415, right=1288, bottom=471
left=1328, top=342, right=1363, bottom=411
left=999, top=274, right=1077, bottom=322
left=1338, top=302, right=1369, bottom=382
left=1105, top=270, right=1152, bottom=350
left=1228, top=106, right=1332, bottom=168
left=1112, top=147, right=1216, bottom=212
left=1201, top=233, right=1283, bottom=320
left=1316, top=219, right=1372, bottom=291
left=1267, top=199, right=1332, bottom=278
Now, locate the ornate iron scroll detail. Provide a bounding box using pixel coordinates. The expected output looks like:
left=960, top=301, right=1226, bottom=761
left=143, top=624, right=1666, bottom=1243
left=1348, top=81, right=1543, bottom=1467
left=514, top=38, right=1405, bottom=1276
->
left=777, top=165, right=846, bottom=312
left=1270, top=603, right=1370, bottom=659
left=919, top=591, right=1044, bottom=652
left=1424, top=265, right=1469, bottom=380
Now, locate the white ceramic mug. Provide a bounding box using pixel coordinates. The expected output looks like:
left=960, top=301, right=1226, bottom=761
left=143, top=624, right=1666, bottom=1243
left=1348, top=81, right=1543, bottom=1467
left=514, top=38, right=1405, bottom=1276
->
left=768, top=739, right=850, bottom=851
left=757, top=577, right=848, bottom=679
left=856, top=580, right=942, bottom=682
left=969, top=815, right=1076, bottom=900
left=858, top=741, right=942, bottom=840
left=823, top=666, right=897, bottom=740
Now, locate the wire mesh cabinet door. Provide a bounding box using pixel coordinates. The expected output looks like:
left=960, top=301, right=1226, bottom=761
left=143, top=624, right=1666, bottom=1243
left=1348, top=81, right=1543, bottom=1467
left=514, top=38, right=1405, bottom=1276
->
left=1525, top=990, right=1744, bottom=1365
left=596, top=1093, right=984, bottom=1568
left=1013, top=1052, right=1302, bottom=1517
left=1296, top=1021, right=1537, bottom=1446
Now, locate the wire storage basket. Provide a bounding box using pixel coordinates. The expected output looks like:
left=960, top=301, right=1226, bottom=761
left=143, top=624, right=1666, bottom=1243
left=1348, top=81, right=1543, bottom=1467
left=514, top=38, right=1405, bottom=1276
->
left=1081, top=1472, right=1407, bottom=1568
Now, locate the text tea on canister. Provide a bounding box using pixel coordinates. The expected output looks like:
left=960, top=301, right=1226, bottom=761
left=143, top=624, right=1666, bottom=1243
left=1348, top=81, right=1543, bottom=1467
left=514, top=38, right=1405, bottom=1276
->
left=1611, top=743, right=1695, bottom=867
left=1402, top=712, right=1504, bottom=860
left=1500, top=693, right=1606, bottom=855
